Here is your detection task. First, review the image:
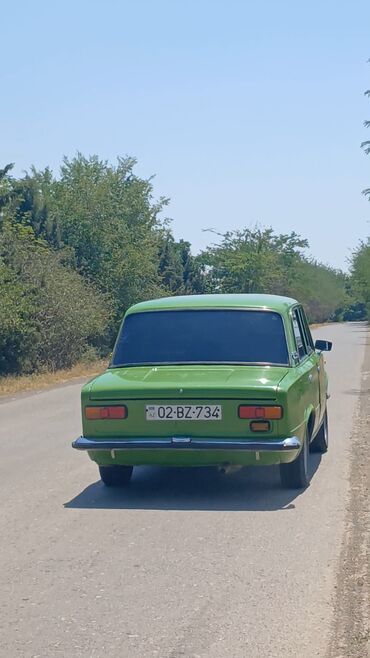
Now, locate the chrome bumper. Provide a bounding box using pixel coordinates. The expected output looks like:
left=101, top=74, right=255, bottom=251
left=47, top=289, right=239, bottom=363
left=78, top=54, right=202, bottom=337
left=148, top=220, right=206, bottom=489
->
left=72, top=436, right=301, bottom=452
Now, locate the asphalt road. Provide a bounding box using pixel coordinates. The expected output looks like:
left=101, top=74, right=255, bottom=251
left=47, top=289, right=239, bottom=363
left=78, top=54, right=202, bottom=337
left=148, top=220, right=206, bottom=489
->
left=0, top=322, right=368, bottom=658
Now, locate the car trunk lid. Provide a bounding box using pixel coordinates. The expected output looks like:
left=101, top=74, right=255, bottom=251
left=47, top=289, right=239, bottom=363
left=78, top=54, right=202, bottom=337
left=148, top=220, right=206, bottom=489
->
left=89, top=365, right=289, bottom=401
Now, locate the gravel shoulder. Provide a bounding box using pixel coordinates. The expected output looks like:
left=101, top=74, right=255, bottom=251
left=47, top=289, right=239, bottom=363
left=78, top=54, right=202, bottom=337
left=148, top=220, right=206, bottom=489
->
left=328, top=326, right=370, bottom=658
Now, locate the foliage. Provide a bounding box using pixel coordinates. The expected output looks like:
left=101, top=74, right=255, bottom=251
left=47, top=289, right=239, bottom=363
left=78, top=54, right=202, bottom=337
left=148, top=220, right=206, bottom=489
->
left=201, top=227, right=308, bottom=295
left=0, top=261, right=36, bottom=375
left=289, top=260, right=349, bottom=323
left=0, top=154, right=360, bottom=377
left=158, top=233, right=206, bottom=294
left=0, top=217, right=111, bottom=373
left=200, top=226, right=349, bottom=323
left=52, top=155, right=168, bottom=317
left=350, top=239, right=370, bottom=317
left=356, top=70, right=370, bottom=319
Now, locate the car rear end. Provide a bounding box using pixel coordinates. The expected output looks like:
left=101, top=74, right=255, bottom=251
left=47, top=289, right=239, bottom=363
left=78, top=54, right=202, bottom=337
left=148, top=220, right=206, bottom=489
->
left=73, top=303, right=301, bottom=468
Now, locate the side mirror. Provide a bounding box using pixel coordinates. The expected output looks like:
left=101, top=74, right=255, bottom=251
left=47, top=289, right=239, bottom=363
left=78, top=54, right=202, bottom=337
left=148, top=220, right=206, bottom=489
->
left=315, top=339, right=332, bottom=352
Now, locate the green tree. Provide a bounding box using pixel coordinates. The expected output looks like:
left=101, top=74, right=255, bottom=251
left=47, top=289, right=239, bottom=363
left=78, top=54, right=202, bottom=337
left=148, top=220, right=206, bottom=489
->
left=0, top=215, right=111, bottom=374
left=12, top=167, right=63, bottom=249
left=0, top=152, right=355, bottom=377
left=289, top=259, right=348, bottom=323
left=200, top=225, right=348, bottom=322
left=158, top=234, right=206, bottom=294
left=0, top=163, right=15, bottom=214
left=5, top=154, right=174, bottom=337
left=355, top=67, right=370, bottom=318
left=202, top=226, right=308, bottom=294
left=350, top=239, right=370, bottom=316
left=49, top=154, right=169, bottom=327
left=0, top=261, right=36, bottom=374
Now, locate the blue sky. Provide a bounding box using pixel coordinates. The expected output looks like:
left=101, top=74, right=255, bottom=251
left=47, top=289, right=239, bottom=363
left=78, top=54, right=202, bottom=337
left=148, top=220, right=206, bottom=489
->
left=1, top=0, right=370, bottom=270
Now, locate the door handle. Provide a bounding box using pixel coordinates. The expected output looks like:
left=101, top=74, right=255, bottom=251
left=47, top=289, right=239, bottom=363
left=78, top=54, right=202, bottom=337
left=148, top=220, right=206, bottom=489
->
left=317, top=365, right=321, bottom=373
left=308, top=374, right=313, bottom=383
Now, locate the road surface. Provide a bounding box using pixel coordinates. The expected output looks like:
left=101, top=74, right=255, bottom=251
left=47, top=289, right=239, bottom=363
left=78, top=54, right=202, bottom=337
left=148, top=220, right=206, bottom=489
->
left=0, top=322, right=368, bottom=658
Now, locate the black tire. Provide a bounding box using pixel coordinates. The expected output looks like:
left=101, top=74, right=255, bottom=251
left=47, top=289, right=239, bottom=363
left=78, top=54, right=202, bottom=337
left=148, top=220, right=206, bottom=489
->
left=310, top=410, right=328, bottom=454
left=280, top=429, right=309, bottom=489
left=99, top=465, right=133, bottom=487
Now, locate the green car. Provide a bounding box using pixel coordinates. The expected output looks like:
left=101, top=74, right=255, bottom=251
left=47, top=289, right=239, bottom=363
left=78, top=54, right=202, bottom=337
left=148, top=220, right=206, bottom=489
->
left=72, top=294, right=332, bottom=489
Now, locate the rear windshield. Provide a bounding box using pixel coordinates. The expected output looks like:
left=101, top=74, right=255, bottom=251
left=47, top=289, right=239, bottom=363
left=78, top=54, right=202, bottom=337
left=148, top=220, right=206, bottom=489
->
left=111, top=309, right=289, bottom=367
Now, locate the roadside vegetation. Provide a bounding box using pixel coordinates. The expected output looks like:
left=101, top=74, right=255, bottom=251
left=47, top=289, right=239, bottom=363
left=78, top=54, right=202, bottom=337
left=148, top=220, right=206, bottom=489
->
left=0, top=154, right=367, bottom=381
left=352, top=75, right=370, bottom=321
left=0, top=359, right=107, bottom=398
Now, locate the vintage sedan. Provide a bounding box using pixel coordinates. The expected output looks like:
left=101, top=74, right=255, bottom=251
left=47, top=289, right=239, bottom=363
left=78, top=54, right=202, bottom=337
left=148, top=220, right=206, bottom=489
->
left=72, top=294, right=332, bottom=489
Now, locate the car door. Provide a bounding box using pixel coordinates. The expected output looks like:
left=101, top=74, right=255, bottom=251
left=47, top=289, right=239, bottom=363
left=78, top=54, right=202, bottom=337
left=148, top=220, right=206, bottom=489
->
left=291, top=307, right=320, bottom=437
left=298, top=306, right=326, bottom=422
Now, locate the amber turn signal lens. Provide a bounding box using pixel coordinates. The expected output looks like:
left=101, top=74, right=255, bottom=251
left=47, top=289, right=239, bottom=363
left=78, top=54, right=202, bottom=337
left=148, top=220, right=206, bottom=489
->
left=250, top=421, right=270, bottom=432
left=85, top=406, right=127, bottom=420
left=239, top=405, right=283, bottom=420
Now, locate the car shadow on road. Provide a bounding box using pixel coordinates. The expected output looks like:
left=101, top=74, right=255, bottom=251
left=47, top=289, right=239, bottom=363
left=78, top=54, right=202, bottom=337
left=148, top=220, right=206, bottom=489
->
left=65, top=455, right=322, bottom=512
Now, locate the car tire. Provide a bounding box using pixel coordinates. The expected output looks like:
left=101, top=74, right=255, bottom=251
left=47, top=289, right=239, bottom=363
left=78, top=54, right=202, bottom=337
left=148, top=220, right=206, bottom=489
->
left=310, top=410, right=328, bottom=453
left=279, top=428, right=309, bottom=489
left=99, top=465, right=133, bottom=487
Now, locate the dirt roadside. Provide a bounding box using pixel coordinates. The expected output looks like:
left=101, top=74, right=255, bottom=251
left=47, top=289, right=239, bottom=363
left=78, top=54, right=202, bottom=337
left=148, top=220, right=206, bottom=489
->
left=328, top=328, right=370, bottom=657
left=0, top=359, right=107, bottom=399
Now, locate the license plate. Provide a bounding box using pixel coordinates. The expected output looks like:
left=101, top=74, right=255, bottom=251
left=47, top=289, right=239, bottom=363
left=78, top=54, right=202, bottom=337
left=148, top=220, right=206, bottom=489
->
left=145, top=404, right=222, bottom=421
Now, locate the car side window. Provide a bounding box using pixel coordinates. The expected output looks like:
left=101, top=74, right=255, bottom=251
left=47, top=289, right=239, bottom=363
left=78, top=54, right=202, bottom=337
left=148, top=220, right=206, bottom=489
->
left=292, top=309, right=307, bottom=360
left=298, top=307, right=314, bottom=352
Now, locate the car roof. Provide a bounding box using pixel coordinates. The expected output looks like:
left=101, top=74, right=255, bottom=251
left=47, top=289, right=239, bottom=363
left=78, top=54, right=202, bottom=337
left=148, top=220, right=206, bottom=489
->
left=126, top=294, right=298, bottom=315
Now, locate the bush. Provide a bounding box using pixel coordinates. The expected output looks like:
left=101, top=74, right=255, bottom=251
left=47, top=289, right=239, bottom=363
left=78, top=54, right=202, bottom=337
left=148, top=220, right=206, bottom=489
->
left=0, top=264, right=37, bottom=374
left=0, top=226, right=112, bottom=374
left=351, top=239, right=370, bottom=318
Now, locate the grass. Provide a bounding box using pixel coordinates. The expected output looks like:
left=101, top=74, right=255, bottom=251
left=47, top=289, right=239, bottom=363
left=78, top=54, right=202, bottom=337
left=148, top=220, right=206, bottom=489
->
left=0, top=359, right=108, bottom=398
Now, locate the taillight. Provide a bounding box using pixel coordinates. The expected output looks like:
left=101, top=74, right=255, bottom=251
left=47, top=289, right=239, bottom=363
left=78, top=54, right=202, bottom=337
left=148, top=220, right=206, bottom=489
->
left=238, top=405, right=283, bottom=420
left=250, top=421, right=271, bottom=432
left=85, top=406, right=127, bottom=420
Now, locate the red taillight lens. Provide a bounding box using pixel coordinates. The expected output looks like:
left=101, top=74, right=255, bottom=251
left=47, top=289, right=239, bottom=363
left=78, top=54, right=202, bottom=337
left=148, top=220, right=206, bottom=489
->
left=238, top=405, right=283, bottom=420
left=85, top=406, right=127, bottom=420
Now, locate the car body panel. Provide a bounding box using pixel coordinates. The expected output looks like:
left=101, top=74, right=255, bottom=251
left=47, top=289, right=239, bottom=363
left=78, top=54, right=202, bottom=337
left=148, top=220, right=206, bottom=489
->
left=87, top=364, right=290, bottom=400
left=74, top=294, right=330, bottom=469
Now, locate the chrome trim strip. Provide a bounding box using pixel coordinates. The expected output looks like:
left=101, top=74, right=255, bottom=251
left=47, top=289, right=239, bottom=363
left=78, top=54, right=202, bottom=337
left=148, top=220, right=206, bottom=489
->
left=72, top=436, right=301, bottom=452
